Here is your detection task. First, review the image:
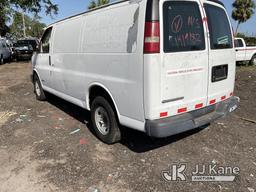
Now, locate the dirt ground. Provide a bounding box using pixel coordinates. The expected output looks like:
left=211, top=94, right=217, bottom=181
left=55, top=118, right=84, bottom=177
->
left=0, top=62, right=255, bottom=192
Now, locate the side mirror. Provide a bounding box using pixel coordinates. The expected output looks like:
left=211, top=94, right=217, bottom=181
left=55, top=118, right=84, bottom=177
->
left=34, top=45, right=40, bottom=53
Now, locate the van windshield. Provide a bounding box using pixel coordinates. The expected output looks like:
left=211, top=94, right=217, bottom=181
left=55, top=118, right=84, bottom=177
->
left=204, top=4, right=233, bottom=49
left=163, top=1, right=205, bottom=52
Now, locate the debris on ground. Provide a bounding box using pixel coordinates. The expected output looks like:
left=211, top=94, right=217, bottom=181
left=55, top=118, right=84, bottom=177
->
left=70, top=128, right=81, bottom=135
left=79, top=138, right=87, bottom=145
left=37, top=115, right=46, bottom=118
left=240, top=117, right=256, bottom=124
left=15, top=118, right=23, bottom=123
left=88, top=186, right=100, bottom=192
left=24, top=92, right=30, bottom=96
left=0, top=111, right=17, bottom=126
left=15, top=114, right=31, bottom=123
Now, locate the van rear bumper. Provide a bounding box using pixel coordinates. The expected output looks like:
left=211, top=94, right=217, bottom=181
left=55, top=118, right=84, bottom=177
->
left=145, top=96, right=240, bottom=138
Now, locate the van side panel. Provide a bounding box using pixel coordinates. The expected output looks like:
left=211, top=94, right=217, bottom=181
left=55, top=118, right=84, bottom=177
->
left=50, top=0, right=147, bottom=131
left=81, top=1, right=146, bottom=126
left=51, top=16, right=85, bottom=100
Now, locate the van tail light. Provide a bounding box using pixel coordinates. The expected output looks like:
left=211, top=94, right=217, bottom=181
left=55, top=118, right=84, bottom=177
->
left=144, top=21, right=160, bottom=54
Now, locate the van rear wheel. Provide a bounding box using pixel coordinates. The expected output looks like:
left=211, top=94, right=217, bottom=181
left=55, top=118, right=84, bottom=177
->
left=250, top=55, right=256, bottom=66
left=33, top=75, right=46, bottom=101
left=91, top=96, right=121, bottom=144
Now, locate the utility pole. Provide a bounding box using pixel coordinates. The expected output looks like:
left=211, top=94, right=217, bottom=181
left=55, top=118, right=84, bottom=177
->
left=22, top=11, right=26, bottom=38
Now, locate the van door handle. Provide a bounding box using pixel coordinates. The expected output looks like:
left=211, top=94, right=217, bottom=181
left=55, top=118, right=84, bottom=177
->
left=49, top=56, right=51, bottom=66
left=49, top=55, right=54, bottom=66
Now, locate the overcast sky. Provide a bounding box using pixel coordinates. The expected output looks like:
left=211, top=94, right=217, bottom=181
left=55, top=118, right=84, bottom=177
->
left=39, top=0, right=256, bottom=36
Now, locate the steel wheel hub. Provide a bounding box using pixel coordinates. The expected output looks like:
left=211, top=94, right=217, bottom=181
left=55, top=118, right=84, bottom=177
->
left=95, top=106, right=110, bottom=135
left=35, top=82, right=41, bottom=96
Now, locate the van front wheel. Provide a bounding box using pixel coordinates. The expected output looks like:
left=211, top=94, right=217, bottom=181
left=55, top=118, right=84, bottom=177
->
left=91, top=96, right=121, bottom=144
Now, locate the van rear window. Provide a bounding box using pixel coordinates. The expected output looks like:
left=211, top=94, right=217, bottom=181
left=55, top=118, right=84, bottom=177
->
left=204, top=4, right=233, bottom=49
left=163, top=1, right=205, bottom=52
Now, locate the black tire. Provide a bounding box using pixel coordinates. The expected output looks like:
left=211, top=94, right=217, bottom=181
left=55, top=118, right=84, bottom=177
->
left=91, top=96, right=121, bottom=144
left=33, top=74, right=46, bottom=101
left=0, top=55, right=4, bottom=65
left=6, top=56, right=11, bottom=63
left=250, top=54, right=256, bottom=66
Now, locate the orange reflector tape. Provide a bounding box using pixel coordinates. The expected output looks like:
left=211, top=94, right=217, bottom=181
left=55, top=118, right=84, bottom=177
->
left=210, top=99, right=216, bottom=105
left=178, top=107, right=187, bottom=114
left=160, top=112, right=168, bottom=118
left=195, top=103, right=203, bottom=109
left=221, top=96, right=226, bottom=100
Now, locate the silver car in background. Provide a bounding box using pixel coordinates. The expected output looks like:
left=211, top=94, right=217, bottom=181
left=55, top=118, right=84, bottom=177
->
left=0, top=39, right=11, bottom=64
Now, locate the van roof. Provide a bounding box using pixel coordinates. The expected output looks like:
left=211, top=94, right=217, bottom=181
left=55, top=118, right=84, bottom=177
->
left=48, top=0, right=224, bottom=27
left=48, top=0, right=129, bottom=27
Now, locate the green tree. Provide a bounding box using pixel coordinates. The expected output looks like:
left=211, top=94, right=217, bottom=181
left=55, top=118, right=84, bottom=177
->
left=232, top=0, right=256, bottom=35
left=10, top=12, right=46, bottom=39
left=88, top=0, right=109, bottom=10
left=29, top=18, right=47, bottom=38
left=0, top=0, right=58, bottom=36
left=88, top=1, right=97, bottom=10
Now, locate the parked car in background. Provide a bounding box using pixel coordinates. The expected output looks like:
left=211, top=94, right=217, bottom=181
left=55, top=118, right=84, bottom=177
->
left=14, top=38, right=38, bottom=61
left=5, top=39, right=15, bottom=60
left=32, top=0, right=239, bottom=144
left=235, top=38, right=256, bottom=65
left=0, top=38, right=12, bottom=64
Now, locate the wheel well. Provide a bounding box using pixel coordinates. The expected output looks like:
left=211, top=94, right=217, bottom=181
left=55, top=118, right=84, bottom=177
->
left=251, top=54, right=256, bottom=65
left=250, top=54, right=256, bottom=60
left=89, top=86, right=119, bottom=119
left=32, top=71, right=39, bottom=81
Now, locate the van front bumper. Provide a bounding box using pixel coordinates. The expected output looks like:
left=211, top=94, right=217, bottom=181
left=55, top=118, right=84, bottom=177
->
left=145, top=96, right=240, bottom=138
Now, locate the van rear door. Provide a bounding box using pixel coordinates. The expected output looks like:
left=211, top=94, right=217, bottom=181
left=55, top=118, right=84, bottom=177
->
left=160, top=0, right=208, bottom=115
left=204, top=2, right=235, bottom=105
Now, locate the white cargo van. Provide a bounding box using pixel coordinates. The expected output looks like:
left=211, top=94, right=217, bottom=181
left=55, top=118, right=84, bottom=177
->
left=32, top=0, right=239, bottom=144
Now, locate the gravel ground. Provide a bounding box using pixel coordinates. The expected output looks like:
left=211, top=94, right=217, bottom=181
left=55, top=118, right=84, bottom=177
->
left=0, top=62, right=255, bottom=192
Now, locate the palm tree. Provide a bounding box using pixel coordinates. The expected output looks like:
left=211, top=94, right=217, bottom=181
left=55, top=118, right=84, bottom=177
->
left=88, top=0, right=109, bottom=10
left=232, top=0, right=256, bottom=35
left=88, top=1, right=97, bottom=10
